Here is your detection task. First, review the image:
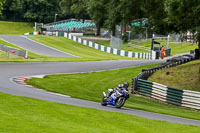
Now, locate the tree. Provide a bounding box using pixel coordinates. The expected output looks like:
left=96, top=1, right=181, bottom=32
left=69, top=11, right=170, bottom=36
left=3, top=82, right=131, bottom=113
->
left=60, top=0, right=89, bottom=20
left=59, top=0, right=73, bottom=16
left=2, top=0, right=60, bottom=23
left=165, top=0, right=200, bottom=54
left=87, top=0, right=108, bottom=36
left=9, top=0, right=26, bottom=20
left=145, top=0, right=170, bottom=34
left=104, top=0, right=121, bottom=36
left=2, top=0, right=16, bottom=20
left=24, top=0, right=60, bottom=23
left=0, top=0, right=6, bottom=14
left=106, top=0, right=146, bottom=38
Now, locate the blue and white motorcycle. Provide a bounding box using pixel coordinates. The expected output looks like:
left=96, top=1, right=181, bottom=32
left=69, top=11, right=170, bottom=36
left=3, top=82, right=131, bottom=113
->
left=101, top=88, right=129, bottom=108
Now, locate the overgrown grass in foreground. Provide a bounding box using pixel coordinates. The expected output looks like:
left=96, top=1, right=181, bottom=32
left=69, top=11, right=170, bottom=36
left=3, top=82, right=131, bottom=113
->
left=1, top=92, right=199, bottom=133
left=149, top=60, right=200, bottom=91
left=27, top=64, right=200, bottom=120
left=0, top=21, right=33, bottom=35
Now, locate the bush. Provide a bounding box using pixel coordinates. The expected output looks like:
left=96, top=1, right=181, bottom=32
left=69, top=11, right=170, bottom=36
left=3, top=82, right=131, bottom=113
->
left=122, top=33, right=128, bottom=42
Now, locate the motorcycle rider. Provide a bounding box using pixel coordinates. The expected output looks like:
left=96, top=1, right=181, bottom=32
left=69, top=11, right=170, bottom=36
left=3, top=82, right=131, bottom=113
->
left=107, top=82, right=129, bottom=97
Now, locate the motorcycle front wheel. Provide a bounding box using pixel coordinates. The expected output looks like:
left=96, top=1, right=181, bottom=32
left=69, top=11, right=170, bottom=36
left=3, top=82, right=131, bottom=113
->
left=101, top=97, right=107, bottom=106
left=115, top=97, right=126, bottom=108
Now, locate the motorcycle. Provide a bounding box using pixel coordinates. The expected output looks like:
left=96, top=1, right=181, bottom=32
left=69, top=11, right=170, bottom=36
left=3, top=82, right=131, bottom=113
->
left=101, top=88, right=129, bottom=108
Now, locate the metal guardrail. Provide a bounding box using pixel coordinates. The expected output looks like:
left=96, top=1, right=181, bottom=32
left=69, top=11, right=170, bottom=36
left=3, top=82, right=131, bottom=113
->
left=132, top=52, right=199, bottom=110
left=0, top=43, right=27, bottom=58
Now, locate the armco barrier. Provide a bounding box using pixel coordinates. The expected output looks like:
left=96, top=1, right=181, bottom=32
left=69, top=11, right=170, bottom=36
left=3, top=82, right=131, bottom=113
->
left=132, top=53, right=196, bottom=92
left=0, top=43, right=27, bottom=58
left=137, top=79, right=200, bottom=110
left=132, top=52, right=199, bottom=110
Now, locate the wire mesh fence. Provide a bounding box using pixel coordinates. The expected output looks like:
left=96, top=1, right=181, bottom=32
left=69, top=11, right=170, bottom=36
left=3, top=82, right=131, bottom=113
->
left=110, top=36, right=123, bottom=50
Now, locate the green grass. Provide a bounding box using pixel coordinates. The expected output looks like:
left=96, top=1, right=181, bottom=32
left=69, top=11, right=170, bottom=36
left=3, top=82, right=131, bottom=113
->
left=0, top=36, right=133, bottom=62
left=0, top=21, right=34, bottom=35
left=1, top=92, right=199, bottom=133
left=93, top=40, right=110, bottom=47
left=0, top=50, right=24, bottom=61
left=27, top=64, right=200, bottom=120
left=93, top=39, right=198, bottom=55
left=28, top=36, right=132, bottom=60
left=148, top=60, right=200, bottom=91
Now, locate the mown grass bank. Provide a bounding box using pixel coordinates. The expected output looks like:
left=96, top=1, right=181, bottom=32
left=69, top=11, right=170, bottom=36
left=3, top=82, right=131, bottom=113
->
left=1, top=92, right=199, bottom=133
left=29, top=36, right=130, bottom=60
left=27, top=64, right=200, bottom=120
left=149, top=60, right=200, bottom=91
left=0, top=21, right=33, bottom=35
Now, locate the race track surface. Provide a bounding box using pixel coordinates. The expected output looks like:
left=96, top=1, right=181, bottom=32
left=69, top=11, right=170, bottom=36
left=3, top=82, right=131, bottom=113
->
left=0, top=60, right=200, bottom=126
left=0, top=35, right=76, bottom=57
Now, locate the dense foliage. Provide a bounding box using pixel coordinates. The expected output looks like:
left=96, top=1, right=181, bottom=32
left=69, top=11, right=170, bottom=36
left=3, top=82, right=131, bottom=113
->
left=0, top=0, right=6, bottom=14
left=0, top=0, right=200, bottom=50
left=2, top=0, right=60, bottom=22
left=165, top=0, right=200, bottom=50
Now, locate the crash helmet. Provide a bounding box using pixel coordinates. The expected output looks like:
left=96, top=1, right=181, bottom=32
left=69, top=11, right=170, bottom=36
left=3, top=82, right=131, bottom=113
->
left=117, top=84, right=123, bottom=89
left=123, top=82, right=129, bottom=89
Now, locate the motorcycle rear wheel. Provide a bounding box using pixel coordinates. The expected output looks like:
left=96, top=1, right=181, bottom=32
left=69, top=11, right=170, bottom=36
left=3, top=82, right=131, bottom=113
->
left=115, top=97, right=126, bottom=108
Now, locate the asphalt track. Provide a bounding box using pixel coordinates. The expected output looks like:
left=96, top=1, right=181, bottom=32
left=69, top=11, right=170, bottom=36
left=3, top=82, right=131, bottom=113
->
left=0, top=35, right=199, bottom=126
left=0, top=60, right=200, bottom=126
left=0, top=35, right=76, bottom=57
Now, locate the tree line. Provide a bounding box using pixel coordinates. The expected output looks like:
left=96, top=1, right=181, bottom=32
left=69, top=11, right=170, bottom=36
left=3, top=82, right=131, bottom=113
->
left=0, top=0, right=200, bottom=51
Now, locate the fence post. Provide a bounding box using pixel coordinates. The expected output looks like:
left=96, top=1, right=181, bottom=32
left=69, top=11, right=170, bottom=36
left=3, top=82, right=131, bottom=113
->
left=132, top=78, right=137, bottom=93
left=25, top=51, right=28, bottom=59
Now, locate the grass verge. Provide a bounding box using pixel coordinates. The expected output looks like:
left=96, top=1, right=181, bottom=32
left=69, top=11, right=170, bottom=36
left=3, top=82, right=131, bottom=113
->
left=1, top=92, right=199, bottom=133
left=0, top=21, right=34, bottom=35
left=27, top=64, right=200, bottom=120
left=148, top=60, right=200, bottom=91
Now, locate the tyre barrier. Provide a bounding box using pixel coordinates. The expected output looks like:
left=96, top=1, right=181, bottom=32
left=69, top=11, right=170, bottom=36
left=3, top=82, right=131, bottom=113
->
left=132, top=52, right=199, bottom=110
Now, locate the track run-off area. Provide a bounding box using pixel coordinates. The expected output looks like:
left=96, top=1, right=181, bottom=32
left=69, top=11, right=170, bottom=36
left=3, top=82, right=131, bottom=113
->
left=0, top=35, right=199, bottom=127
